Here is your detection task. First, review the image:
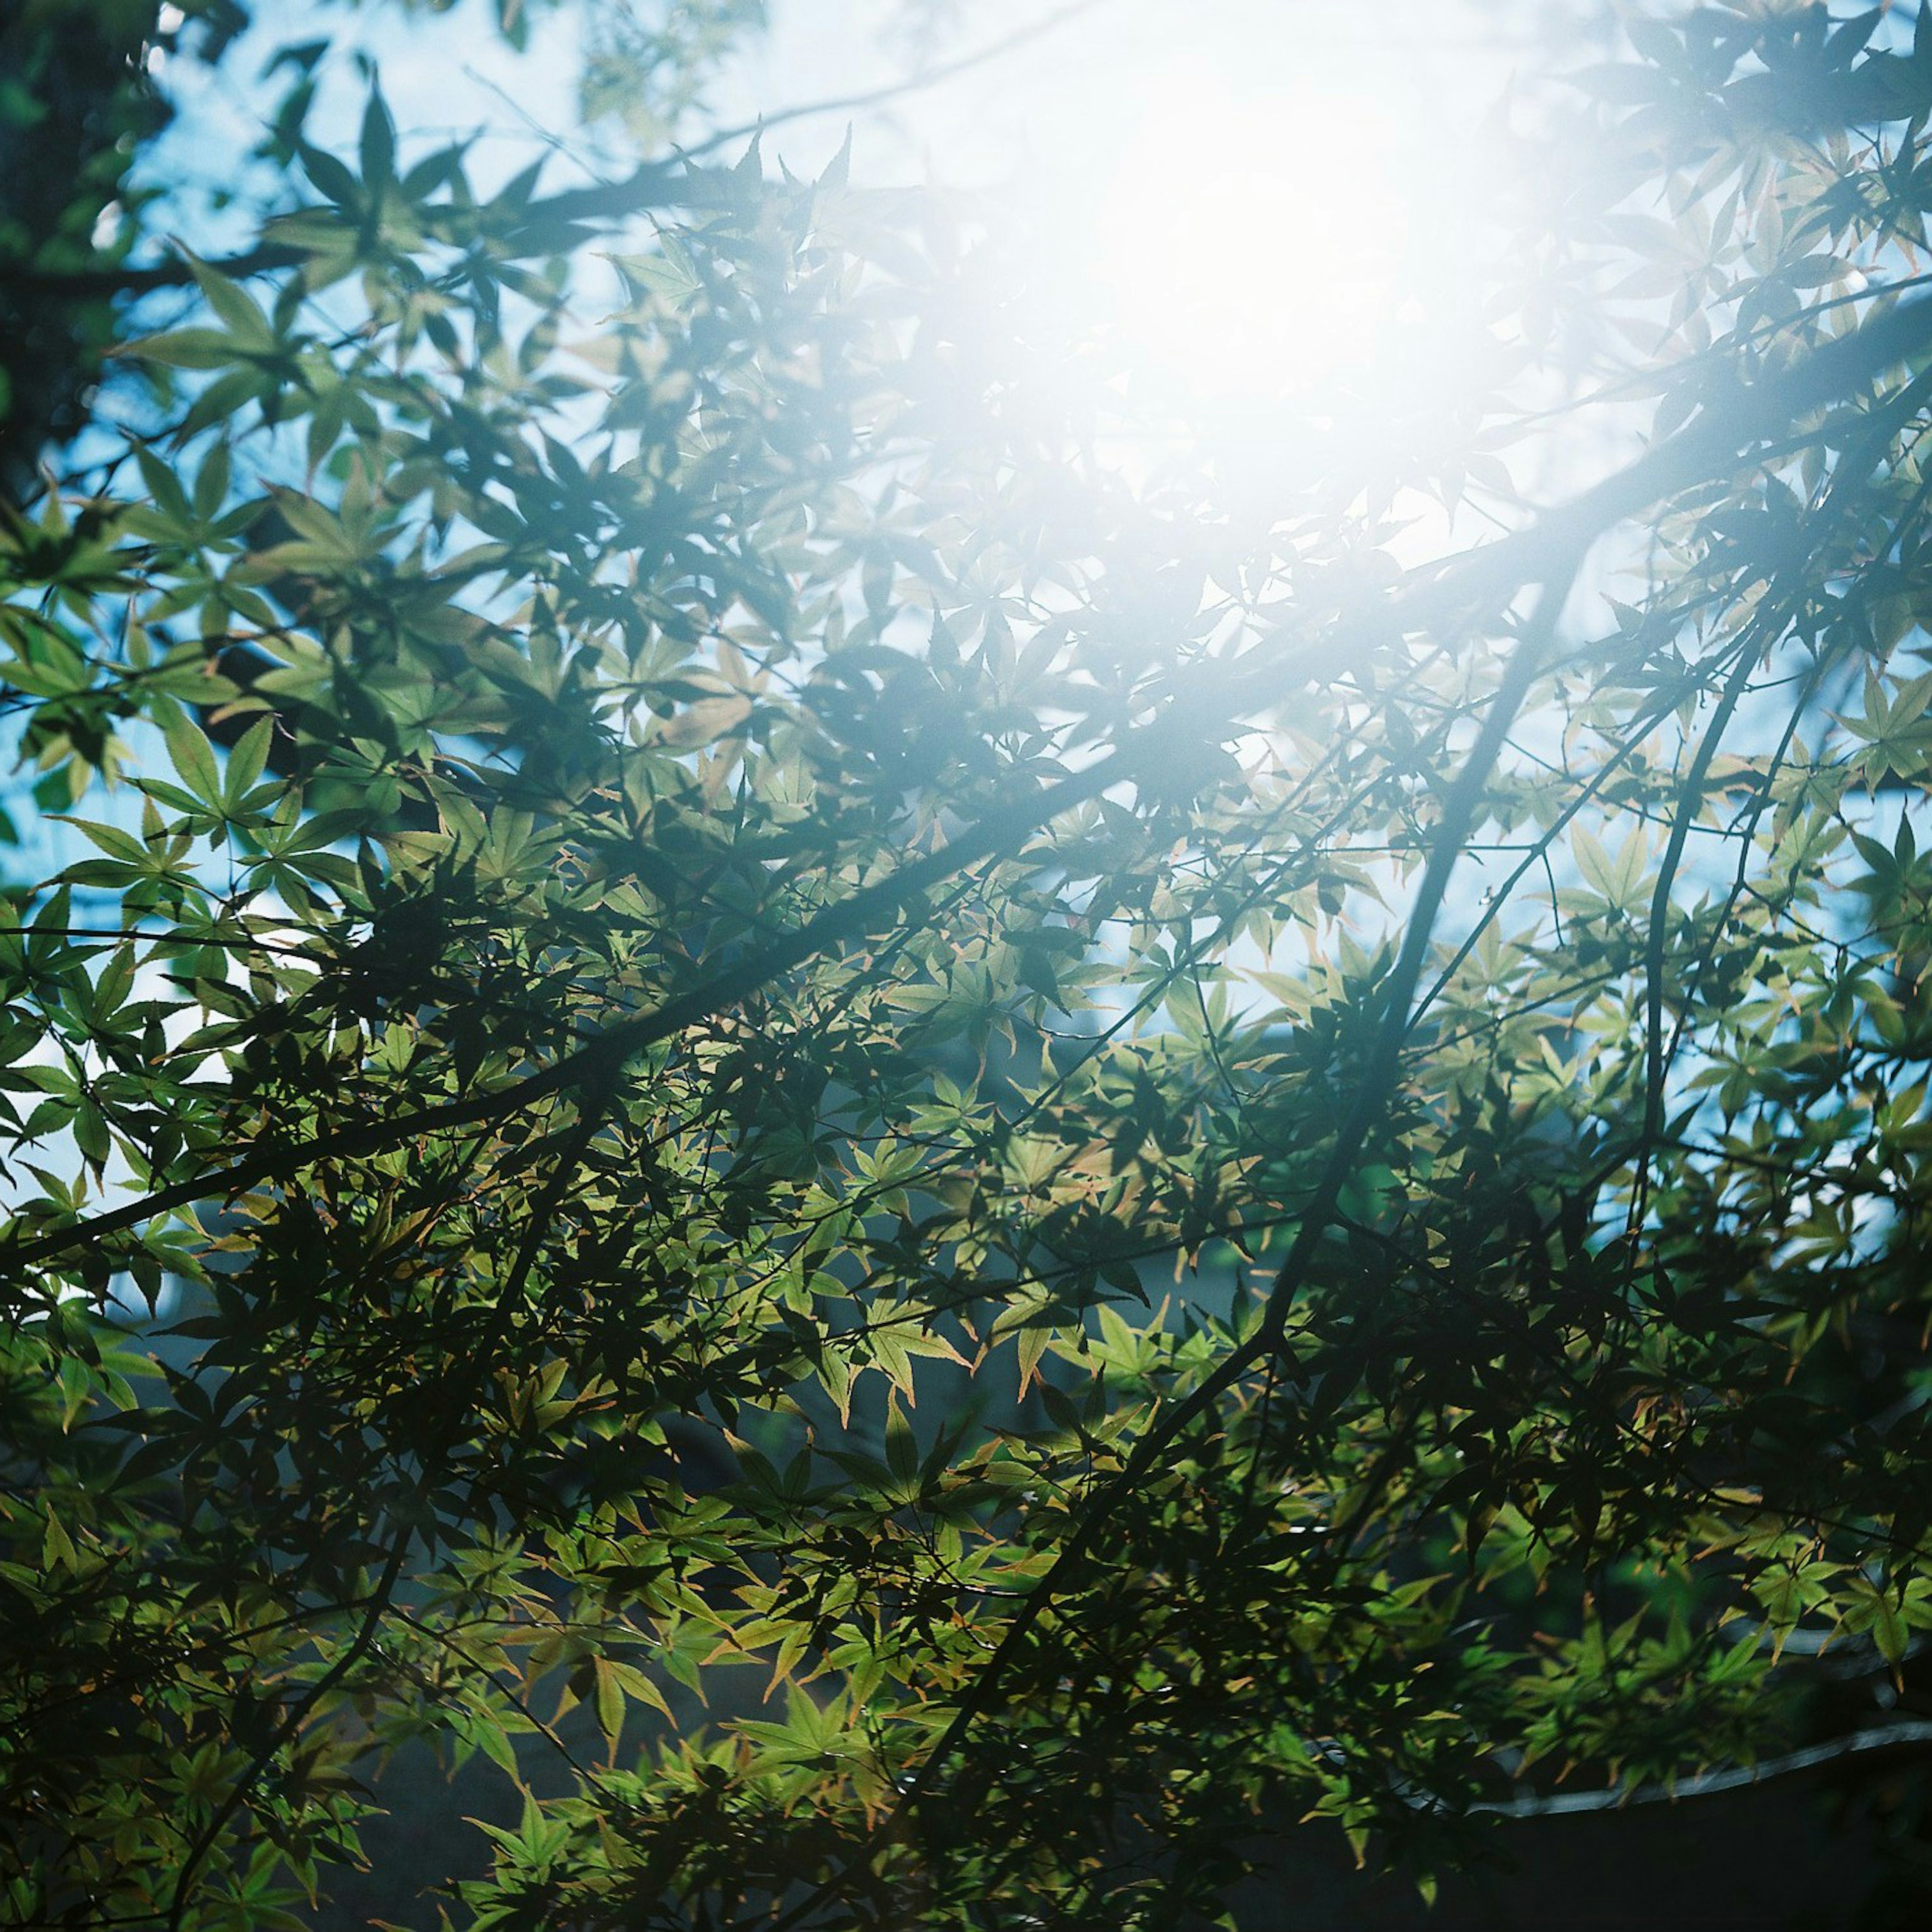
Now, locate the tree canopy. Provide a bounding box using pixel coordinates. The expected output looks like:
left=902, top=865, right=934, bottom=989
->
left=8, top=2, right=1932, bottom=1926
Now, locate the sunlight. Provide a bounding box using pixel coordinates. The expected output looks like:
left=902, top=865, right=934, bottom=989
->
left=1021, top=58, right=1487, bottom=420
left=1097, top=80, right=1411, bottom=398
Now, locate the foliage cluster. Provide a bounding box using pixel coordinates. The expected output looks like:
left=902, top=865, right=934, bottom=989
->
left=7, top=3, right=1932, bottom=1927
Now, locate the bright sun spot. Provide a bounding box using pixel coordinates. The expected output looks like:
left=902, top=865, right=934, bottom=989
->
left=1015, top=57, right=1489, bottom=423
left=1096, top=84, right=1411, bottom=397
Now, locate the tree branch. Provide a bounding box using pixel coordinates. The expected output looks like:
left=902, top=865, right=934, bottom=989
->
left=1481, top=1720, right=1932, bottom=1818
left=10, top=295, right=1932, bottom=1277
left=19, top=0, right=1110, bottom=301
left=806, top=572, right=1578, bottom=1916
left=160, top=1090, right=607, bottom=1929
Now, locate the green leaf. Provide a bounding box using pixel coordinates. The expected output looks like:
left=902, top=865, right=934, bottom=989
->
left=359, top=88, right=396, bottom=194
left=184, top=252, right=276, bottom=348
left=160, top=712, right=223, bottom=811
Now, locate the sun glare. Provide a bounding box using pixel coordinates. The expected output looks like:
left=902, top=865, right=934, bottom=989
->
left=1104, top=85, right=1411, bottom=395
left=1020, top=60, right=1486, bottom=422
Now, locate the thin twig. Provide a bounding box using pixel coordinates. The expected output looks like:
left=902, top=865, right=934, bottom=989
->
left=1479, top=1720, right=1932, bottom=1817
left=675, top=0, right=1110, bottom=163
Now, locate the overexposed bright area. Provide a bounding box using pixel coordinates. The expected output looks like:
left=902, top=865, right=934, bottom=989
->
left=155, top=0, right=1525, bottom=468
left=740, top=1, right=1517, bottom=437
left=1068, top=70, right=1428, bottom=401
